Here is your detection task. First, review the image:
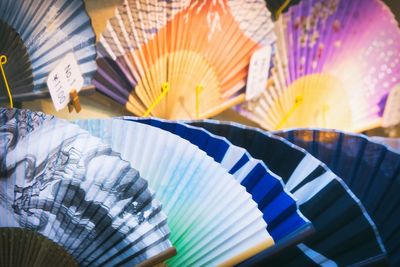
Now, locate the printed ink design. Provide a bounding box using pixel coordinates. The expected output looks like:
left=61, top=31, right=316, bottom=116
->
left=0, top=108, right=171, bottom=265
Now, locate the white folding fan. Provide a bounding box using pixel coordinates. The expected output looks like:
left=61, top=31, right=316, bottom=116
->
left=76, top=118, right=273, bottom=266
left=276, top=128, right=400, bottom=265
left=189, top=120, right=387, bottom=266
left=0, top=108, right=174, bottom=267
left=94, top=0, right=275, bottom=119
left=0, top=0, right=97, bottom=101
left=237, top=0, right=400, bottom=132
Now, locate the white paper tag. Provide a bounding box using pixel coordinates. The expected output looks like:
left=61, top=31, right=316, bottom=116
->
left=382, top=85, right=400, bottom=127
left=246, top=45, right=272, bottom=101
left=47, top=53, right=83, bottom=111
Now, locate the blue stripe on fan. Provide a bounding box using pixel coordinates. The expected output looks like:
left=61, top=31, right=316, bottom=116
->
left=127, top=117, right=309, bottom=243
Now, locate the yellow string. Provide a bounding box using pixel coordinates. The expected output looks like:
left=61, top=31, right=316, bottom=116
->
left=275, top=95, right=303, bottom=130
left=0, top=55, right=13, bottom=108
left=196, top=84, right=203, bottom=119
left=142, top=82, right=170, bottom=117
left=275, top=0, right=291, bottom=19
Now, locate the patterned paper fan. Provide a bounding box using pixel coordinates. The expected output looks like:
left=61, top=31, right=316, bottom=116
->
left=189, top=120, right=387, bottom=266
left=0, top=0, right=96, bottom=101
left=95, top=0, right=275, bottom=119
left=128, top=117, right=312, bottom=249
left=0, top=108, right=174, bottom=266
left=76, top=118, right=273, bottom=266
left=237, top=0, right=400, bottom=132
left=276, top=129, right=400, bottom=265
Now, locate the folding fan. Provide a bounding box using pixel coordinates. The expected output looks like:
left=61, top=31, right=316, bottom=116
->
left=0, top=0, right=96, bottom=101
left=126, top=117, right=312, bottom=247
left=1, top=108, right=174, bottom=266
left=371, top=136, right=400, bottom=153
left=237, top=0, right=400, bottom=132
left=95, top=0, right=275, bottom=119
left=189, top=120, right=387, bottom=266
left=276, top=129, right=400, bottom=265
left=76, top=119, right=273, bottom=266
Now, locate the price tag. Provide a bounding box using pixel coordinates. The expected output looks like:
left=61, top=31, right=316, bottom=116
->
left=382, top=85, right=400, bottom=127
left=246, top=45, right=272, bottom=101
left=47, top=53, right=83, bottom=111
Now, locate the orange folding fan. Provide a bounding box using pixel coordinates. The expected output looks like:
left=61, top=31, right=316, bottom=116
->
left=95, top=0, right=275, bottom=119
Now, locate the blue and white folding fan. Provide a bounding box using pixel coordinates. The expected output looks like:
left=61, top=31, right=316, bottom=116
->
left=190, top=120, right=387, bottom=266
left=0, top=0, right=96, bottom=101
left=126, top=117, right=312, bottom=249
left=76, top=118, right=273, bottom=266
left=0, top=108, right=174, bottom=267
left=276, top=129, right=400, bottom=265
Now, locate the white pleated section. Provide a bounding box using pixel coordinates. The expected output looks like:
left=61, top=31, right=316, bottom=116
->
left=77, top=118, right=273, bottom=266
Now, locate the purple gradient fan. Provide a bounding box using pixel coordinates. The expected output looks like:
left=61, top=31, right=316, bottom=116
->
left=238, top=0, right=400, bottom=132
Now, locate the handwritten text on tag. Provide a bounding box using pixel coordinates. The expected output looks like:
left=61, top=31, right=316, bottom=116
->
left=246, top=46, right=272, bottom=101
left=47, top=53, right=83, bottom=111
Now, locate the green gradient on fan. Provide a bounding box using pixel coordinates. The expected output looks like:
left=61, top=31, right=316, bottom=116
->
left=76, top=119, right=272, bottom=266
